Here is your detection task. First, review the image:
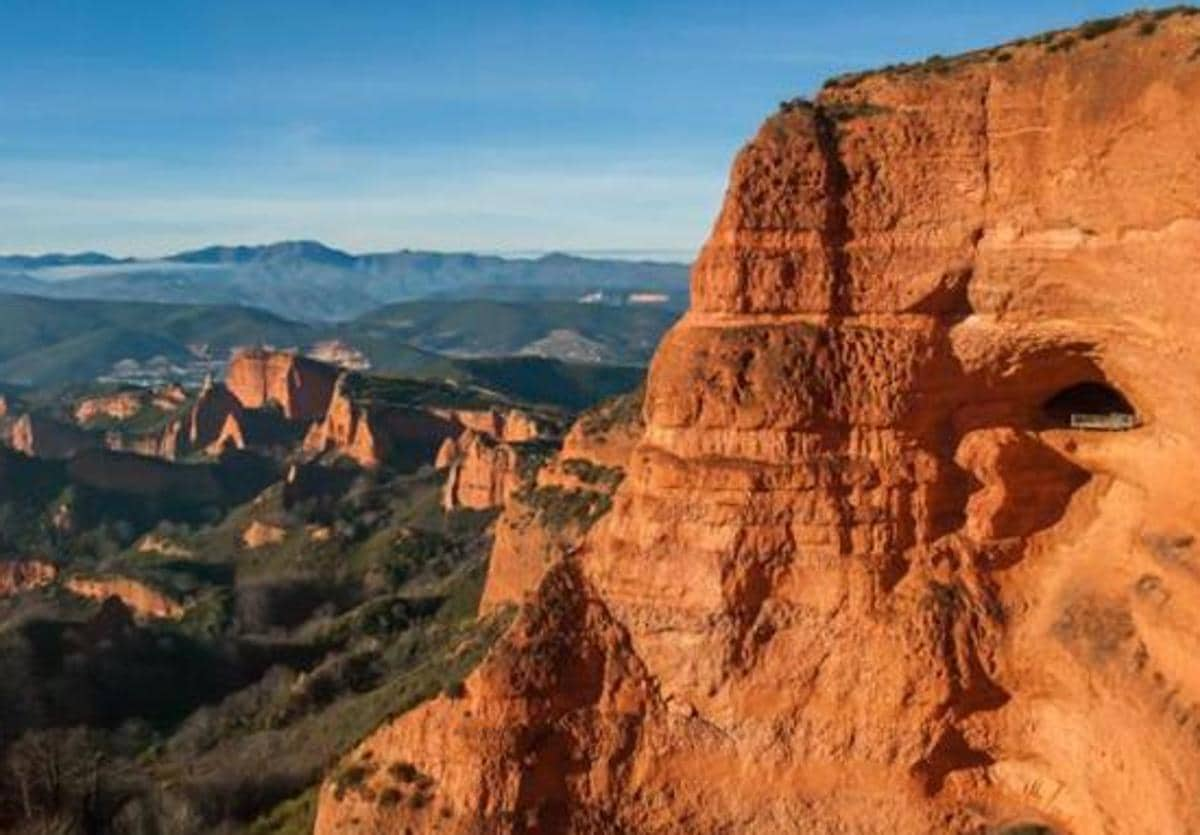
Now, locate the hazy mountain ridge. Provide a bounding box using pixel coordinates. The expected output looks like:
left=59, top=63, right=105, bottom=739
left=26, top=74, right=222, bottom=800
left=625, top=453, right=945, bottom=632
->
left=0, top=241, right=691, bottom=322
left=0, top=292, right=676, bottom=387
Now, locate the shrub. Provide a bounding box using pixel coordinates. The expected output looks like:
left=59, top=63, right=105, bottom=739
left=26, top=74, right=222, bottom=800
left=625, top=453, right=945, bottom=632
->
left=1079, top=17, right=1124, bottom=40
left=822, top=101, right=890, bottom=123
left=388, top=761, right=421, bottom=783
left=561, top=459, right=624, bottom=489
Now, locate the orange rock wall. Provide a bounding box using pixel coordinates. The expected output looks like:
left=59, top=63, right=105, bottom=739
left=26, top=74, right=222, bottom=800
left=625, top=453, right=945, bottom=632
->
left=74, top=391, right=145, bottom=424
left=317, top=14, right=1200, bottom=835
left=440, top=430, right=523, bottom=511
left=305, top=379, right=460, bottom=469
left=225, top=349, right=338, bottom=421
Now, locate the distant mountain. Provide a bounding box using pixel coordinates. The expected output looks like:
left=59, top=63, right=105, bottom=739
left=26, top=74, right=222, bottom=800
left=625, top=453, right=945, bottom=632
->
left=166, top=239, right=357, bottom=268
left=0, top=252, right=132, bottom=270
left=347, top=299, right=677, bottom=365
left=0, top=241, right=691, bottom=322
left=0, top=292, right=677, bottom=388
left=0, top=294, right=312, bottom=387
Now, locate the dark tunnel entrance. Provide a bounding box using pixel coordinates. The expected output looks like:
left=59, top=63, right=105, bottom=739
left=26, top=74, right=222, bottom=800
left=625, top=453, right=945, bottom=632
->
left=1042, top=381, right=1138, bottom=430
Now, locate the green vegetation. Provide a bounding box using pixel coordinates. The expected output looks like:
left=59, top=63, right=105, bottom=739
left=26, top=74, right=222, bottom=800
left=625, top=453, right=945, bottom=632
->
left=1078, top=16, right=1124, bottom=40
left=0, top=293, right=310, bottom=387
left=350, top=298, right=680, bottom=365
left=575, top=385, right=644, bottom=437
left=822, top=101, right=892, bottom=122
left=431, top=356, right=645, bottom=412
left=561, top=458, right=625, bottom=490
left=518, top=484, right=613, bottom=533
left=820, top=7, right=1200, bottom=91
left=0, top=446, right=511, bottom=833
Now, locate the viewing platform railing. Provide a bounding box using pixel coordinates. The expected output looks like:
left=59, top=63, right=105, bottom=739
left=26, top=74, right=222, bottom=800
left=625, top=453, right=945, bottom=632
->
left=1069, top=412, right=1139, bottom=431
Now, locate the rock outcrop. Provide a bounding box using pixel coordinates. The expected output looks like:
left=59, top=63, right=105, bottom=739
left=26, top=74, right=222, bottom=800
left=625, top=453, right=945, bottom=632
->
left=438, top=430, right=526, bottom=511
left=241, top=520, right=287, bottom=549
left=225, top=348, right=339, bottom=421
left=477, top=394, right=638, bottom=614
left=206, top=407, right=305, bottom=456
left=187, top=378, right=242, bottom=451
left=317, top=12, right=1200, bottom=835
left=304, top=375, right=459, bottom=469
left=63, top=575, right=185, bottom=620
left=0, top=560, right=58, bottom=597
left=433, top=407, right=547, bottom=443
left=73, top=390, right=146, bottom=425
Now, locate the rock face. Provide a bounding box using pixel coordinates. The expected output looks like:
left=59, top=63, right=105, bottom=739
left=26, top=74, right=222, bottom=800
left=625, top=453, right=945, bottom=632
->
left=63, top=575, right=185, bottom=620
left=187, top=379, right=242, bottom=451
left=0, top=560, right=58, bottom=597
left=316, top=14, right=1200, bottom=835
left=241, top=520, right=287, bottom=549
left=439, top=430, right=525, bottom=511
left=433, top=408, right=547, bottom=443
left=304, top=376, right=459, bottom=469
left=225, top=348, right=339, bottom=421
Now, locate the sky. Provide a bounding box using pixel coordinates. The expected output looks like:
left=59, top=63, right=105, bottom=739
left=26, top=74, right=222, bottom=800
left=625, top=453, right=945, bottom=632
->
left=0, top=0, right=1158, bottom=258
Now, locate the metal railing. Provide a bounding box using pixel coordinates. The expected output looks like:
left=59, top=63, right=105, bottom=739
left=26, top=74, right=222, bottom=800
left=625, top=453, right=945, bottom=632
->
left=1069, top=412, right=1138, bottom=431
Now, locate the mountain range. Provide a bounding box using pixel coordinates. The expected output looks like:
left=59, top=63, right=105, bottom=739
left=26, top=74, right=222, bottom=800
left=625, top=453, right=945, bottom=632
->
left=0, top=241, right=691, bottom=322
left=0, top=293, right=677, bottom=388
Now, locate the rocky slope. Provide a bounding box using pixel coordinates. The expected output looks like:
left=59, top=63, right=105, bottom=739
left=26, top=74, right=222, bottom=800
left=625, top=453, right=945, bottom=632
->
left=315, top=12, right=1200, bottom=834
left=62, top=574, right=185, bottom=620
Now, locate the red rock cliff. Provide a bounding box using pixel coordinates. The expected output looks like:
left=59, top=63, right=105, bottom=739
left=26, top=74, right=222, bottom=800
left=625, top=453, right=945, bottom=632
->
left=225, top=348, right=339, bottom=421
left=316, top=13, right=1200, bottom=834
left=304, top=375, right=459, bottom=469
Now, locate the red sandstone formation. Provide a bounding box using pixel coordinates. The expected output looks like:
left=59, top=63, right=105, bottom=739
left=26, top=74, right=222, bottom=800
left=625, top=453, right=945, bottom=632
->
left=304, top=375, right=459, bottom=469
left=63, top=575, right=185, bottom=620
left=73, top=390, right=146, bottom=425
left=0, top=560, right=58, bottom=597
left=303, top=376, right=380, bottom=466
left=187, top=378, right=242, bottom=451
left=433, top=407, right=547, bottom=443
left=482, top=396, right=636, bottom=614
left=439, top=430, right=525, bottom=511
left=225, top=348, right=339, bottom=421
left=8, top=413, right=100, bottom=460
left=317, top=12, right=1200, bottom=835
left=241, top=520, right=287, bottom=549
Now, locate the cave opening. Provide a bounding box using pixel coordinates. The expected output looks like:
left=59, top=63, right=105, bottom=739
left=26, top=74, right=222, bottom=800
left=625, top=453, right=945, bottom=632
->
left=1042, top=381, right=1138, bottom=430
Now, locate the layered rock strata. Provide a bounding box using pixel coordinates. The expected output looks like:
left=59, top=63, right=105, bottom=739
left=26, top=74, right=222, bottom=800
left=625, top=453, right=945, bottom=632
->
left=317, top=13, right=1200, bottom=835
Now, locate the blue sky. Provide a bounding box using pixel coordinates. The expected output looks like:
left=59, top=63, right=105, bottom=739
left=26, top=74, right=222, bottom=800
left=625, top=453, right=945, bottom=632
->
left=0, top=0, right=1153, bottom=257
